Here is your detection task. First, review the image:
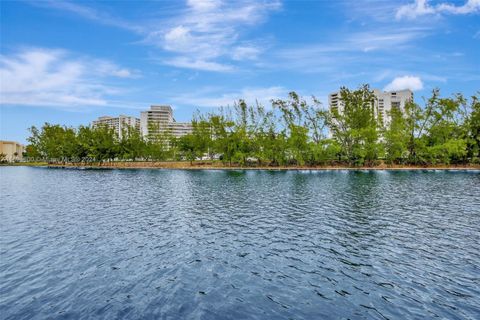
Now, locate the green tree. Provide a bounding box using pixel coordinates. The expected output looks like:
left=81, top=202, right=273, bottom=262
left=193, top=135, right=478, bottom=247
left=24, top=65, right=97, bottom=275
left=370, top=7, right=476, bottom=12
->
left=144, top=122, right=173, bottom=161
left=384, top=106, right=409, bottom=164
left=208, top=113, right=236, bottom=165
left=118, top=125, right=146, bottom=161
left=465, top=93, right=480, bottom=162
left=326, top=85, right=380, bottom=165
left=191, top=115, right=213, bottom=160
left=90, top=125, right=118, bottom=163
left=178, top=134, right=197, bottom=164
left=406, top=90, right=468, bottom=164
left=24, top=144, right=41, bottom=160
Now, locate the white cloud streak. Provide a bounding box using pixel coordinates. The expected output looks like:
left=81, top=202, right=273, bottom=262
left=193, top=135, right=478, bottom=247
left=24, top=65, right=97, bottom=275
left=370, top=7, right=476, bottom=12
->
left=396, top=0, right=480, bottom=20
left=270, top=27, right=428, bottom=73
left=29, top=0, right=143, bottom=33
left=163, top=57, right=234, bottom=72
left=0, top=48, right=138, bottom=108
left=172, top=86, right=287, bottom=108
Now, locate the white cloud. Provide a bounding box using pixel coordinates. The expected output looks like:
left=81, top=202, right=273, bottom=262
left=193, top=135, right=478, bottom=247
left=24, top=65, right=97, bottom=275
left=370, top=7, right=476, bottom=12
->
left=163, top=26, right=198, bottom=53
left=384, top=76, right=424, bottom=91
left=164, top=57, right=233, bottom=72
left=343, top=1, right=404, bottom=23
left=437, top=0, right=480, bottom=14
left=148, top=0, right=280, bottom=71
left=348, top=28, right=427, bottom=52
left=396, top=0, right=435, bottom=20
left=231, top=46, right=262, bottom=61
left=95, top=60, right=140, bottom=78
left=186, top=0, right=221, bottom=11
left=396, top=0, right=480, bottom=20
left=0, top=48, right=137, bottom=108
left=172, top=86, right=287, bottom=107
left=279, top=28, right=426, bottom=56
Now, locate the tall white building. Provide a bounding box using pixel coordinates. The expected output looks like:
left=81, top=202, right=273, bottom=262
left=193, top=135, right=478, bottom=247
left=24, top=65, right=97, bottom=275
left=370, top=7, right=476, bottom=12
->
left=92, top=115, right=140, bottom=138
left=140, top=105, right=193, bottom=139
left=329, top=88, right=413, bottom=127
left=373, top=89, right=413, bottom=126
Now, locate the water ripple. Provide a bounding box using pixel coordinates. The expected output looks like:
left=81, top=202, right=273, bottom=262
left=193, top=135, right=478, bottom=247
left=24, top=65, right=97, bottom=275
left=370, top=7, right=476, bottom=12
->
left=1, top=167, right=479, bottom=319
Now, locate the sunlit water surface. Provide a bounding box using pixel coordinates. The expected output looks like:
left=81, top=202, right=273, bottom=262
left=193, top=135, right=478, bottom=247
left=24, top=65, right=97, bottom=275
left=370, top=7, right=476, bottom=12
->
left=1, top=167, right=479, bottom=319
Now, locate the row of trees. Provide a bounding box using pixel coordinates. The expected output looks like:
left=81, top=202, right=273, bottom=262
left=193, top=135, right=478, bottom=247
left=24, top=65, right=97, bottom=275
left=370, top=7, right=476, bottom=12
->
left=25, top=123, right=174, bottom=163
left=25, top=85, right=480, bottom=166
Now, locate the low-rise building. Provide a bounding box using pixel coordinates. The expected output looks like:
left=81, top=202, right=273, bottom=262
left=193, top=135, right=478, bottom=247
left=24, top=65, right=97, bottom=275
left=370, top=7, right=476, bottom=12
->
left=0, top=141, right=24, bottom=162
left=165, top=122, right=194, bottom=138
left=92, top=115, right=140, bottom=138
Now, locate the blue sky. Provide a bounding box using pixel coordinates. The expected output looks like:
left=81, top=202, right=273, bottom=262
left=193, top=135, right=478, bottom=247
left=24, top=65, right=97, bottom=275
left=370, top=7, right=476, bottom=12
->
left=1, top=0, right=479, bottom=143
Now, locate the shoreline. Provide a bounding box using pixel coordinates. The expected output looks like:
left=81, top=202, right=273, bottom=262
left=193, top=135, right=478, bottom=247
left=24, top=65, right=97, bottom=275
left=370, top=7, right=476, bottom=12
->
left=3, top=161, right=480, bottom=171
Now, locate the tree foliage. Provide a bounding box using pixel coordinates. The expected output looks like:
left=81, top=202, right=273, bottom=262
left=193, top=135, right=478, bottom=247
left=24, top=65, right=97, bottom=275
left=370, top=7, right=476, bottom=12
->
left=25, top=87, right=480, bottom=166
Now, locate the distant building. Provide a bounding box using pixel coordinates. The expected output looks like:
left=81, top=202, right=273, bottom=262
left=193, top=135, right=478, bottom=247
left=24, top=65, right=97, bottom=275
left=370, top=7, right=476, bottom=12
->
left=92, top=115, right=140, bottom=138
left=329, top=88, right=413, bottom=127
left=140, top=105, right=193, bottom=139
left=165, top=122, right=194, bottom=138
left=0, top=141, right=24, bottom=162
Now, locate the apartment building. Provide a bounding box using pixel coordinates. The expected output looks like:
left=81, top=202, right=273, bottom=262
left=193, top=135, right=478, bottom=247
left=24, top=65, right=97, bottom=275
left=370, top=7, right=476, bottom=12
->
left=373, top=89, right=413, bottom=126
left=0, top=141, right=24, bottom=162
left=140, top=105, right=193, bottom=139
left=165, top=122, right=194, bottom=137
left=328, top=92, right=344, bottom=115
left=92, top=115, right=140, bottom=138
left=329, top=88, right=413, bottom=127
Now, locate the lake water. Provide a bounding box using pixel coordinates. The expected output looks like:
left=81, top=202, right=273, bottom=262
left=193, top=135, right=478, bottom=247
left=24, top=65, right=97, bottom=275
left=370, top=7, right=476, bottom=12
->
left=1, top=167, right=479, bottom=319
